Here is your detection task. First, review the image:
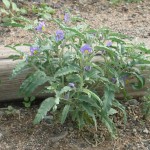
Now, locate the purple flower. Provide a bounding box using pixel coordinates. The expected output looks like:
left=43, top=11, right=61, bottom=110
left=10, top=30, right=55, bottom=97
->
left=64, top=13, right=70, bottom=23
left=35, top=21, right=45, bottom=32
left=55, top=30, right=65, bottom=42
left=80, top=44, right=92, bottom=54
left=30, top=46, right=39, bottom=55
left=106, top=41, right=112, bottom=47
left=84, top=66, right=91, bottom=71
left=68, top=83, right=75, bottom=88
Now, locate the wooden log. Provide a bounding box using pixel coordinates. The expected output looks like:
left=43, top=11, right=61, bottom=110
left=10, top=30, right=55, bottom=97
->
left=0, top=40, right=150, bottom=101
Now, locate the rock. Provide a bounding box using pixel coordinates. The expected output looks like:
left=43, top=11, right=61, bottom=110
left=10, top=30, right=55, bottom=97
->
left=122, top=5, right=128, bottom=12
left=132, top=128, right=137, bottom=136
left=127, top=99, right=139, bottom=106
left=143, top=128, right=149, bottom=134
left=50, top=131, right=68, bottom=142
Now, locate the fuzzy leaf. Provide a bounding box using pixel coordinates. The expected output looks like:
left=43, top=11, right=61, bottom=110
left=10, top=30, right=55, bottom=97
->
left=20, top=70, right=49, bottom=96
left=33, top=97, right=56, bottom=124
left=60, top=86, right=72, bottom=94
left=12, top=2, right=19, bottom=11
left=82, top=103, right=97, bottom=129
left=2, top=0, right=10, bottom=9
left=11, top=61, right=28, bottom=79
left=61, top=105, right=70, bottom=124
left=82, top=88, right=102, bottom=105
left=54, top=66, right=79, bottom=78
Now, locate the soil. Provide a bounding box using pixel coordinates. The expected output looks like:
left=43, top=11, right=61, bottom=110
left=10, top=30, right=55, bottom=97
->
left=0, top=0, right=150, bottom=150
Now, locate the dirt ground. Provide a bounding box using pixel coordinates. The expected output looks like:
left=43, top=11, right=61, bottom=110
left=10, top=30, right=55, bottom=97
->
left=0, top=0, right=150, bottom=149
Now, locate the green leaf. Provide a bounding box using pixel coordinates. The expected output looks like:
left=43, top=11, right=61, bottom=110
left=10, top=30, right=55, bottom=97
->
left=11, top=61, right=27, bottom=79
left=79, top=96, right=101, bottom=109
left=82, top=88, right=102, bottom=105
left=109, top=36, right=126, bottom=44
left=101, top=113, right=116, bottom=138
left=20, top=70, right=49, bottom=96
left=82, top=103, right=97, bottom=130
left=1, top=22, right=25, bottom=28
left=12, top=2, right=19, bottom=11
left=108, top=108, right=118, bottom=115
left=54, top=66, right=79, bottom=78
left=61, top=105, right=70, bottom=124
left=0, top=8, right=9, bottom=14
left=8, top=55, right=22, bottom=60
left=103, top=87, right=115, bottom=112
left=33, top=97, right=56, bottom=124
left=131, top=73, right=145, bottom=90
left=2, top=0, right=10, bottom=9
left=60, top=86, right=72, bottom=94
left=64, top=27, right=85, bottom=39
left=94, top=45, right=118, bottom=56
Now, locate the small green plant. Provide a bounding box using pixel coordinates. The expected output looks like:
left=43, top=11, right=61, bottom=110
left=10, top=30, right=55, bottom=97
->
left=23, top=96, right=35, bottom=108
left=0, top=0, right=30, bottom=27
left=0, top=105, right=20, bottom=118
left=9, top=13, right=150, bottom=140
left=32, top=3, right=55, bottom=20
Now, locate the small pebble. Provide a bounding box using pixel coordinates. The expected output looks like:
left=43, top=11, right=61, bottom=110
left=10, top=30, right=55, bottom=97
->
left=143, top=128, right=149, bottom=134
left=127, top=99, right=139, bottom=106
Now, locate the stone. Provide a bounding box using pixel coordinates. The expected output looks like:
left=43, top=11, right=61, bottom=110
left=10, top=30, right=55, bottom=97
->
left=143, top=128, right=149, bottom=134
left=127, top=99, right=139, bottom=106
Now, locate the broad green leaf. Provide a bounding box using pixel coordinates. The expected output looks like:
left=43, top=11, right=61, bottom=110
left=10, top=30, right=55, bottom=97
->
left=11, top=61, right=28, bottom=79
left=82, top=88, right=102, bottom=105
left=33, top=97, right=56, bottom=124
left=61, top=105, right=70, bottom=124
left=101, top=113, right=116, bottom=138
left=54, top=66, right=79, bottom=78
left=12, top=2, right=19, bottom=11
left=20, top=70, right=49, bottom=96
left=103, top=87, right=115, bottom=112
left=109, top=36, right=126, bottom=44
left=2, top=0, right=10, bottom=9
left=79, top=96, right=101, bottom=109
left=131, top=73, right=145, bottom=90
left=64, top=27, right=85, bottom=39
left=2, top=22, right=25, bottom=28
left=0, top=8, right=9, bottom=14
left=108, top=108, right=118, bottom=115
left=60, top=86, right=72, bottom=94
left=82, top=103, right=97, bottom=130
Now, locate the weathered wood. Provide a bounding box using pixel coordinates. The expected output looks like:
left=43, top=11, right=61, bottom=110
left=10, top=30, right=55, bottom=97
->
left=0, top=46, right=29, bottom=59
left=0, top=39, right=150, bottom=101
